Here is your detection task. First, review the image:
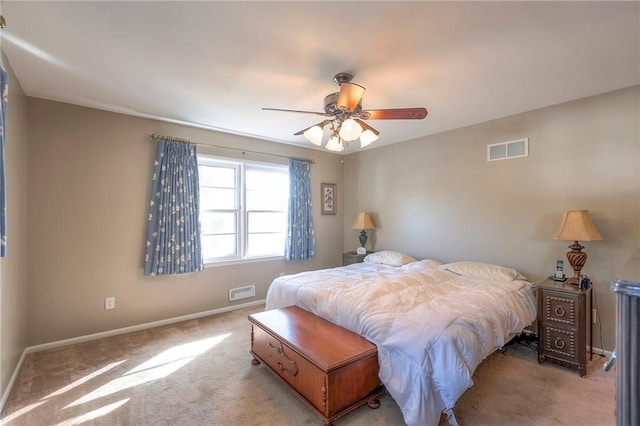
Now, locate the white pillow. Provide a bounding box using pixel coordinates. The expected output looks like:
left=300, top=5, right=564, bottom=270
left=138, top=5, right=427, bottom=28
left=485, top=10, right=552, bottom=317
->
left=364, top=251, right=417, bottom=267
left=439, top=261, right=528, bottom=281
left=402, top=258, right=442, bottom=271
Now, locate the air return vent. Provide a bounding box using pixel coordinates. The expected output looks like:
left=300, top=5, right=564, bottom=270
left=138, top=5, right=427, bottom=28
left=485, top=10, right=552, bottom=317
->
left=229, top=285, right=256, bottom=301
left=487, top=138, right=528, bottom=161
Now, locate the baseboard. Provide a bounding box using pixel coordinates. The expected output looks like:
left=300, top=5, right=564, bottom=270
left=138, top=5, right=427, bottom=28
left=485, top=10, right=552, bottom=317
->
left=589, top=346, right=613, bottom=359
left=27, top=299, right=266, bottom=354
left=0, top=350, right=27, bottom=414
left=0, top=299, right=266, bottom=413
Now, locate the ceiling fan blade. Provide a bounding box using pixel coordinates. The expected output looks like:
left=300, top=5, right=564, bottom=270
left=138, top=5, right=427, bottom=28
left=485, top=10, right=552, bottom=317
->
left=361, top=107, right=428, bottom=120
left=262, top=107, right=329, bottom=116
left=354, top=119, right=380, bottom=135
left=337, top=82, right=366, bottom=112
left=293, top=120, right=333, bottom=136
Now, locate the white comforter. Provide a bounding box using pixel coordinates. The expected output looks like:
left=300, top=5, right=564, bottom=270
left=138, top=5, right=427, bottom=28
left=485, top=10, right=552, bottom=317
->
left=265, top=260, right=537, bottom=426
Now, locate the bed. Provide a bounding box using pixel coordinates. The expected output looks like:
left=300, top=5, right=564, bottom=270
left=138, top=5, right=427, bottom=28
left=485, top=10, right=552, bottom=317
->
left=265, top=252, right=537, bottom=426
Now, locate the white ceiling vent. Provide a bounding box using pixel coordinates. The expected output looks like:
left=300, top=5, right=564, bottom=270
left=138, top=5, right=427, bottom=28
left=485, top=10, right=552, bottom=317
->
left=487, top=138, right=528, bottom=161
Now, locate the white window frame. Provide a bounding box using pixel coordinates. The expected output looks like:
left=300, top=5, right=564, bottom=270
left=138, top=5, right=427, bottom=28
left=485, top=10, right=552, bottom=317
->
left=197, top=154, right=288, bottom=265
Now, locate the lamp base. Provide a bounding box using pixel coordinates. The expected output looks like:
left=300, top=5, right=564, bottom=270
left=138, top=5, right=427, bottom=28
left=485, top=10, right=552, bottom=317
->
left=359, top=230, right=368, bottom=247
left=566, top=240, right=587, bottom=286
left=566, top=276, right=581, bottom=286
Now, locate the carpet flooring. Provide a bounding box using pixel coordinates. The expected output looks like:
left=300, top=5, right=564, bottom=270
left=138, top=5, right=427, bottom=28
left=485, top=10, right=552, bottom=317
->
left=1, top=304, right=614, bottom=425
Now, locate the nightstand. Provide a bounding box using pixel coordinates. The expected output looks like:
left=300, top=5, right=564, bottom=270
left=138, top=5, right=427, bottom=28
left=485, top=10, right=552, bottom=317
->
left=537, top=278, right=592, bottom=377
left=342, top=251, right=372, bottom=266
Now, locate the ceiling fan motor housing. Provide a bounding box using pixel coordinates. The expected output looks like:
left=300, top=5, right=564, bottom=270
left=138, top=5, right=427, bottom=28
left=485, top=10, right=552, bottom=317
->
left=324, top=92, right=362, bottom=116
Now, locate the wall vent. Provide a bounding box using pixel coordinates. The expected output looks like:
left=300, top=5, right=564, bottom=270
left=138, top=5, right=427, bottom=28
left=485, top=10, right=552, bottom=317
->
left=487, top=138, right=528, bottom=161
left=229, top=285, right=256, bottom=302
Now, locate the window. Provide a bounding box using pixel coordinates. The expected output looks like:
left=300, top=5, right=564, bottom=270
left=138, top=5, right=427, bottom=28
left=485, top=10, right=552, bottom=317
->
left=198, top=155, right=289, bottom=264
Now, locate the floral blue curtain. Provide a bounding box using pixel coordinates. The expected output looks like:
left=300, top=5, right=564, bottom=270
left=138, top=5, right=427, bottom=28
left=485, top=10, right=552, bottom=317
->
left=0, top=64, right=7, bottom=257
left=285, top=159, right=315, bottom=261
left=144, top=139, right=203, bottom=275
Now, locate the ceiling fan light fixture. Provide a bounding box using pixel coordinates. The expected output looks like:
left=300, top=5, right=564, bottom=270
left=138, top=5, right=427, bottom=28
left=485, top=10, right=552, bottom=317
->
left=359, top=129, right=379, bottom=148
left=267, top=73, right=427, bottom=152
left=325, top=134, right=344, bottom=152
left=303, top=125, right=324, bottom=146
left=338, top=118, right=362, bottom=141
left=337, top=82, right=366, bottom=112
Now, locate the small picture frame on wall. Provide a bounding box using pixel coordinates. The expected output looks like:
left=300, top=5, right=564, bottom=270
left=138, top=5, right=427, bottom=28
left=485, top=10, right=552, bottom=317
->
left=321, top=183, right=336, bottom=215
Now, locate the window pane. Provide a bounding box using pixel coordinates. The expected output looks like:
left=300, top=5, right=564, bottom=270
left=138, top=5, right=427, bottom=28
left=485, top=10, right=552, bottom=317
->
left=246, top=167, right=288, bottom=191
left=246, top=190, right=288, bottom=211
left=247, top=233, right=285, bottom=257
left=200, top=212, right=236, bottom=234
left=201, top=234, right=237, bottom=258
left=248, top=212, right=286, bottom=233
left=199, top=165, right=236, bottom=188
left=200, top=188, right=237, bottom=210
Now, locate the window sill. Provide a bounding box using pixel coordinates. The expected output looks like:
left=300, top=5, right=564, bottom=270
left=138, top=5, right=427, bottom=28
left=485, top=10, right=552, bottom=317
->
left=204, top=256, right=284, bottom=268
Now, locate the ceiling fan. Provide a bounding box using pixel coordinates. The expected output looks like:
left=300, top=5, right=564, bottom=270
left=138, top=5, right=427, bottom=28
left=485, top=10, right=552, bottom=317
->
left=262, top=73, right=428, bottom=152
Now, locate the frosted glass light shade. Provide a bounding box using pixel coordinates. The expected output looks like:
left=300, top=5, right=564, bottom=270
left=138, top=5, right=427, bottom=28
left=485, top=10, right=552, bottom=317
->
left=303, top=125, right=324, bottom=146
left=338, top=118, right=362, bottom=141
left=325, top=135, right=344, bottom=152
left=359, top=129, right=379, bottom=148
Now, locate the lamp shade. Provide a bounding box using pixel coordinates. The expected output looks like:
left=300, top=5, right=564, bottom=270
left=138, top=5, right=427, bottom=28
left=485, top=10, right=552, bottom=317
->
left=352, top=212, right=375, bottom=230
left=325, top=134, right=344, bottom=152
left=303, top=125, right=324, bottom=146
left=553, top=210, right=603, bottom=241
left=359, top=129, right=379, bottom=148
left=337, top=82, right=366, bottom=111
left=339, top=118, right=362, bottom=141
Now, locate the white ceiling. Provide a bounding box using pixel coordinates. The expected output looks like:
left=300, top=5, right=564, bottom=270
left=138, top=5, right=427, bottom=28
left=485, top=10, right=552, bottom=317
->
left=2, top=1, right=639, bottom=153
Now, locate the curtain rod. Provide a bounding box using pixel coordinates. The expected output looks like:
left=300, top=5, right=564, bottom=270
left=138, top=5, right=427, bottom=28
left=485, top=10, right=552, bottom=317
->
left=150, top=133, right=315, bottom=164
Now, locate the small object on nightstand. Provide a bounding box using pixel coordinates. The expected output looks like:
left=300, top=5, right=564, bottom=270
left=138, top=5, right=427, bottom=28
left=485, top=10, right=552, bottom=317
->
left=537, top=278, right=592, bottom=377
left=553, top=260, right=566, bottom=282
left=342, top=251, right=373, bottom=266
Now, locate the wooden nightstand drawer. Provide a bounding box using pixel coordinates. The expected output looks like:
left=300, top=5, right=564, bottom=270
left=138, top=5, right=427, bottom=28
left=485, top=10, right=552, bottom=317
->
left=542, top=291, right=578, bottom=328
left=540, top=324, right=577, bottom=361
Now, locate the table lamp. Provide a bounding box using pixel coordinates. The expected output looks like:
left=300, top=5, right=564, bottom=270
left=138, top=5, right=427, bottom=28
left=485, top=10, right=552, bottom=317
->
left=552, top=210, right=603, bottom=285
left=352, top=212, right=375, bottom=255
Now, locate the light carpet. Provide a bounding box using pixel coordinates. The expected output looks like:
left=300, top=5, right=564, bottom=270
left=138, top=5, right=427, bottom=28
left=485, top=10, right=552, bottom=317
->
left=1, top=305, right=614, bottom=425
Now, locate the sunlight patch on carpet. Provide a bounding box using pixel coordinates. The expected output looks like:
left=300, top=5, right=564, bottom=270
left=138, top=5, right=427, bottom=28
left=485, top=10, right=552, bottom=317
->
left=64, top=333, right=231, bottom=408
left=54, top=399, right=129, bottom=426
left=0, top=400, right=48, bottom=423
left=45, top=360, right=127, bottom=399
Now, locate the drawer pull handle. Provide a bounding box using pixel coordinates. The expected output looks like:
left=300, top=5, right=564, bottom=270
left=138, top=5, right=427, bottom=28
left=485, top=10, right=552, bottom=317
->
left=554, top=337, right=566, bottom=349
left=554, top=306, right=566, bottom=317
left=267, top=342, right=299, bottom=377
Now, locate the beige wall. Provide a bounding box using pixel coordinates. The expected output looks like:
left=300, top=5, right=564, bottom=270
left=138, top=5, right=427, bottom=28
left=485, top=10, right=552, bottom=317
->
left=26, top=99, right=344, bottom=345
left=0, top=57, right=28, bottom=401
left=343, top=86, right=640, bottom=351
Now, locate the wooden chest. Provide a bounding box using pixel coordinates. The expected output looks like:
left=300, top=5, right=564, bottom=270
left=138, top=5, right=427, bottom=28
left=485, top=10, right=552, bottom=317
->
left=248, top=306, right=381, bottom=425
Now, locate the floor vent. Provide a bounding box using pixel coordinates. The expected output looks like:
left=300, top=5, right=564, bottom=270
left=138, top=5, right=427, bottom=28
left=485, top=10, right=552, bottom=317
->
left=487, top=138, right=528, bottom=161
left=229, top=285, right=256, bottom=302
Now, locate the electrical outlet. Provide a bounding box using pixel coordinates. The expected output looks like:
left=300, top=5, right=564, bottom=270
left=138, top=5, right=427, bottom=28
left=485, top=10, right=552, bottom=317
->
left=105, top=297, right=115, bottom=310
left=592, top=308, right=597, bottom=323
